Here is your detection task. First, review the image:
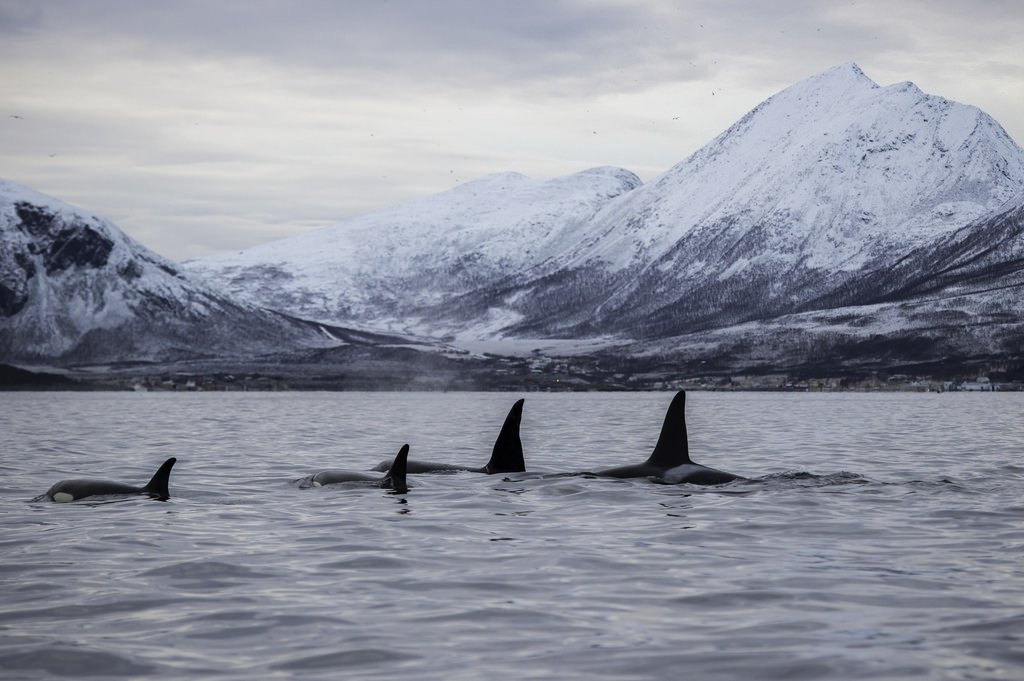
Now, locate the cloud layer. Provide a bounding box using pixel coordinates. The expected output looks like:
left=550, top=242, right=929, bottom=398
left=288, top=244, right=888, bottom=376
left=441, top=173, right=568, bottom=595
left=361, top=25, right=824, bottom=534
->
left=2, top=0, right=1022, bottom=259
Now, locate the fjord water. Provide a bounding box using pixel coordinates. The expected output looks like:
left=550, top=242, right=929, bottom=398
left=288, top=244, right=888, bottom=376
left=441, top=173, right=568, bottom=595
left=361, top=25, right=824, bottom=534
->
left=1, top=391, right=1021, bottom=680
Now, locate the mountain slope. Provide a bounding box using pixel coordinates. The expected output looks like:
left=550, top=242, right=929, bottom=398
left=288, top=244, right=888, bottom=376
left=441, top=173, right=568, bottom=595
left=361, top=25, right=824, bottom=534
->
left=799, top=200, right=1024, bottom=310
left=612, top=201, right=1024, bottom=375
left=0, top=180, right=338, bottom=364
left=184, top=166, right=641, bottom=329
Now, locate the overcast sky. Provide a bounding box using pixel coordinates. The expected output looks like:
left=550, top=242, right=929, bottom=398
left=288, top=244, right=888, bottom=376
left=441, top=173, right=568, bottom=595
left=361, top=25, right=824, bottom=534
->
left=2, top=0, right=1022, bottom=260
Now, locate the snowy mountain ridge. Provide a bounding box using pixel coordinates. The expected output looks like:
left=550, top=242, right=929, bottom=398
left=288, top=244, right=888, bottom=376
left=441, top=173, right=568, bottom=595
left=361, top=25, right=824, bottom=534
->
left=186, top=166, right=641, bottom=322
left=563, top=62, right=1024, bottom=274
left=6, top=63, right=1024, bottom=375
left=186, top=62, right=1024, bottom=347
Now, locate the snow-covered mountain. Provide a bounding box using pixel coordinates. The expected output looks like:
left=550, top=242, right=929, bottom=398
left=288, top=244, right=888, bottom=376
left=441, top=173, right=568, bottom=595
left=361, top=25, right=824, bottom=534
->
left=188, top=63, right=1024, bottom=356
left=9, top=63, right=1024, bottom=375
left=0, top=180, right=338, bottom=364
left=572, top=63, right=1023, bottom=271
left=184, top=166, right=640, bottom=331
left=506, top=62, right=1024, bottom=338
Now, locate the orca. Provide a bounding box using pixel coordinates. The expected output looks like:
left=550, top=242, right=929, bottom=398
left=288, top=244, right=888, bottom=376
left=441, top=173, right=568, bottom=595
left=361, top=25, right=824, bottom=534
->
left=371, top=399, right=525, bottom=474
left=593, top=391, right=743, bottom=485
left=37, top=457, right=177, bottom=502
left=300, top=444, right=409, bottom=492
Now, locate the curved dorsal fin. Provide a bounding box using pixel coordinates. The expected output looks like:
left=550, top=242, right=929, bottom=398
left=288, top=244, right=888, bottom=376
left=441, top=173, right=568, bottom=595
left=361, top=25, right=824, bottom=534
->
left=484, top=399, right=525, bottom=473
left=142, top=457, right=177, bottom=500
left=645, top=391, right=690, bottom=468
left=382, top=444, right=409, bottom=491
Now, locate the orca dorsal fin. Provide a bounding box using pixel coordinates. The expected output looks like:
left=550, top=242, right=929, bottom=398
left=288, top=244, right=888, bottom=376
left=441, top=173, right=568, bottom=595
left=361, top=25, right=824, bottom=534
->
left=382, top=444, right=409, bottom=491
left=646, top=391, right=691, bottom=468
left=484, top=399, right=525, bottom=473
left=142, top=457, right=177, bottom=500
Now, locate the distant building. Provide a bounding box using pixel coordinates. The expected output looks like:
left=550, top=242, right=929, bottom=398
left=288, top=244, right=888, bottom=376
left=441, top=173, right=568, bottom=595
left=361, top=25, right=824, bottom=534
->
left=959, top=376, right=993, bottom=392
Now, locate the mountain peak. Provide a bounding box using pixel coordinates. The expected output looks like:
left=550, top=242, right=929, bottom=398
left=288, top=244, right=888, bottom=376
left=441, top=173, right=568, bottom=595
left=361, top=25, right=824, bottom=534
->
left=607, top=60, right=1024, bottom=277
left=781, top=62, right=879, bottom=101
left=828, top=62, right=871, bottom=81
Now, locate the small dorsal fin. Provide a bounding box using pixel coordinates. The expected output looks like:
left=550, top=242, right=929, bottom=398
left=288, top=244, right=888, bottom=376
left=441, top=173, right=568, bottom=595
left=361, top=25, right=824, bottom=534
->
left=483, top=399, right=525, bottom=473
left=645, top=391, right=690, bottom=468
left=142, top=457, right=177, bottom=500
left=382, top=444, right=409, bottom=491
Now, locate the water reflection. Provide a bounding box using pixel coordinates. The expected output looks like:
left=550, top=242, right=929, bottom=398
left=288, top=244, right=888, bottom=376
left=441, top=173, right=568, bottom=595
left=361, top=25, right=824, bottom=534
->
left=391, top=496, right=410, bottom=515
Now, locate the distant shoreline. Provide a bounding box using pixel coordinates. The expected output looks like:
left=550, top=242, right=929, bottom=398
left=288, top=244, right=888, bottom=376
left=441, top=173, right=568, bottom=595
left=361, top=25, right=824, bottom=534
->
left=3, top=362, right=1020, bottom=393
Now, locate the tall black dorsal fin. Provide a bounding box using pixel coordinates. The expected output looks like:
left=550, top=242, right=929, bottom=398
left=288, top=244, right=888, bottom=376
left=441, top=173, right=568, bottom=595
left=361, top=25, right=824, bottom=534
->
left=645, top=391, right=690, bottom=468
left=484, top=399, right=525, bottom=474
left=142, top=457, right=177, bottom=500
left=382, top=444, right=409, bottom=491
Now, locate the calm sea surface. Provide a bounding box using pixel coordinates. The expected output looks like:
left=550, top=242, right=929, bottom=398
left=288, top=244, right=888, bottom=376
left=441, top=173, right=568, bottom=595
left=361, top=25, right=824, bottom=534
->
left=1, top=391, right=1022, bottom=680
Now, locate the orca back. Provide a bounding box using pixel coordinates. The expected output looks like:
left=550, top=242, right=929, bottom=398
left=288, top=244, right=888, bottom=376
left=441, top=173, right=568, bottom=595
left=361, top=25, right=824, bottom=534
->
left=43, top=479, right=141, bottom=502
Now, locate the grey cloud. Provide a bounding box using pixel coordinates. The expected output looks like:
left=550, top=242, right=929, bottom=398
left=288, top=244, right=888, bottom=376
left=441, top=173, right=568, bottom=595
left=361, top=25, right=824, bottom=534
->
left=0, top=3, right=43, bottom=33
left=1, top=0, right=1021, bottom=260
left=2, top=1, right=704, bottom=94
left=8, top=0, right=1014, bottom=100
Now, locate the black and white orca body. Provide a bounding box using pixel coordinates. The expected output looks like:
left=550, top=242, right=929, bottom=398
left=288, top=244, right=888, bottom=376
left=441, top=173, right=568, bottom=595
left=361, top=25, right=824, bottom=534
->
left=38, top=457, right=177, bottom=502
left=372, top=399, right=525, bottom=474
left=301, top=444, right=409, bottom=492
left=594, top=391, right=742, bottom=485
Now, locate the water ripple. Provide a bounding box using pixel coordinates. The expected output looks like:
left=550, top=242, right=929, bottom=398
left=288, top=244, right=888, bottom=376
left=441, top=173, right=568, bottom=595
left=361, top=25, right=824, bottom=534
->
left=1, top=391, right=1021, bottom=680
